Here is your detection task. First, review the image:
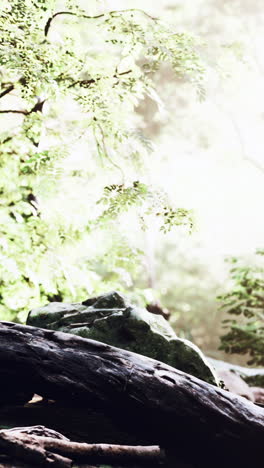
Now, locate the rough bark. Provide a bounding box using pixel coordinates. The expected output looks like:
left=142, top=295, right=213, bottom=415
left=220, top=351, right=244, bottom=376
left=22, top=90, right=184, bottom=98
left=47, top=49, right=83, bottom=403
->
left=0, top=321, right=263, bottom=468
left=0, top=426, right=71, bottom=468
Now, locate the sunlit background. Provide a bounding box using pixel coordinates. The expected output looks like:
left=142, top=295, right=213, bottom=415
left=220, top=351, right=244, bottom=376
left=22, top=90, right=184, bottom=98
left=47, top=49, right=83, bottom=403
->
left=104, top=0, right=264, bottom=359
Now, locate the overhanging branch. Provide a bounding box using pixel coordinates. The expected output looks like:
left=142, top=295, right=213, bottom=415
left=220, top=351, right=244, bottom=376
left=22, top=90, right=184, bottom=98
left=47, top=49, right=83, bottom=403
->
left=44, top=9, right=158, bottom=37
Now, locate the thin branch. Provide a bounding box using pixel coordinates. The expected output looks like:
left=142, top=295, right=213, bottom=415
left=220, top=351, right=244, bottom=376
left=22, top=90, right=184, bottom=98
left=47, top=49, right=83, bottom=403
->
left=229, top=113, right=264, bottom=175
left=68, top=78, right=96, bottom=89
left=0, top=98, right=45, bottom=116
left=117, top=69, right=133, bottom=76
left=44, top=11, right=102, bottom=37
left=242, top=154, right=264, bottom=174
left=0, top=135, right=13, bottom=144
left=0, top=77, right=27, bottom=100
left=96, top=121, right=125, bottom=182
left=109, top=9, right=158, bottom=21
left=36, top=437, right=164, bottom=464
left=44, top=9, right=157, bottom=37
left=29, top=98, right=46, bottom=113
left=0, top=84, right=15, bottom=99
left=113, top=69, right=133, bottom=87
left=214, top=100, right=264, bottom=175
left=0, top=428, right=164, bottom=466
left=0, top=109, right=27, bottom=115
left=68, top=69, right=132, bottom=89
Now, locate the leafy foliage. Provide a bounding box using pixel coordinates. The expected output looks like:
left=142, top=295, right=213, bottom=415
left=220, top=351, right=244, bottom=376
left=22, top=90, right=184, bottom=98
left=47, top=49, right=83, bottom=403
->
left=93, top=181, right=193, bottom=233
left=218, top=251, right=264, bottom=366
left=0, top=0, right=204, bottom=321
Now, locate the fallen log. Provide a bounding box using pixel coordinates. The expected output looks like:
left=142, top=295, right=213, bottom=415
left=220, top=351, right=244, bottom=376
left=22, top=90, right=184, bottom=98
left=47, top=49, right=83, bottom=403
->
left=0, top=425, right=164, bottom=468
left=0, top=321, right=263, bottom=468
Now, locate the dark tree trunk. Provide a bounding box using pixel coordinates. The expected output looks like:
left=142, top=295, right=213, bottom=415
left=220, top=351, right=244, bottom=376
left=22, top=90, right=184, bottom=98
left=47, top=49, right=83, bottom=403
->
left=0, top=321, right=263, bottom=468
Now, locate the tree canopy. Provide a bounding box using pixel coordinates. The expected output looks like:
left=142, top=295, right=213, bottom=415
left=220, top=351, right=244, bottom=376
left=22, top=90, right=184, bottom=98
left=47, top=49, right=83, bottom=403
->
left=0, top=0, right=202, bottom=321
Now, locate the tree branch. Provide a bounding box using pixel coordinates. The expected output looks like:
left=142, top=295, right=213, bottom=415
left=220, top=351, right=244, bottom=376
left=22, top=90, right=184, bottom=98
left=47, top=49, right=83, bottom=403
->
left=68, top=69, right=132, bottom=89
left=0, top=109, right=27, bottom=115
left=32, top=437, right=163, bottom=464
left=214, top=100, right=264, bottom=175
left=44, top=11, right=102, bottom=37
left=44, top=9, right=158, bottom=37
left=0, top=77, right=27, bottom=100
left=96, top=121, right=125, bottom=182
left=0, top=430, right=72, bottom=468
left=0, top=98, right=45, bottom=116
left=0, top=426, right=164, bottom=467
left=0, top=84, right=15, bottom=99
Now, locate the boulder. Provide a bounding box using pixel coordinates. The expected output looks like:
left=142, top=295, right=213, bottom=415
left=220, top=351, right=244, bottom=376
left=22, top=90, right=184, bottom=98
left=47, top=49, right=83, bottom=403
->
left=216, top=369, right=264, bottom=405
left=217, top=369, right=255, bottom=402
left=27, top=291, right=219, bottom=386
left=208, top=357, right=264, bottom=387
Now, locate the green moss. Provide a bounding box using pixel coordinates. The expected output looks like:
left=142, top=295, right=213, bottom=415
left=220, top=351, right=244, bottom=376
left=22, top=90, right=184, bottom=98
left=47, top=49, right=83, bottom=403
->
left=27, top=291, right=219, bottom=386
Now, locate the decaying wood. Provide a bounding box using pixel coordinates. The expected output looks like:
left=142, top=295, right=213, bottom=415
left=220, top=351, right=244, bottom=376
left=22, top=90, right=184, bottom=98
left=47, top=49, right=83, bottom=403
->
left=0, top=427, right=72, bottom=468
left=0, top=425, right=164, bottom=467
left=0, top=321, right=263, bottom=468
left=38, top=439, right=163, bottom=463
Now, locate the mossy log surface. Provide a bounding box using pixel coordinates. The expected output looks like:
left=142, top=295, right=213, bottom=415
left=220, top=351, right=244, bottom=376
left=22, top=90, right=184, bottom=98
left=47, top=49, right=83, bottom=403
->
left=0, top=321, right=263, bottom=468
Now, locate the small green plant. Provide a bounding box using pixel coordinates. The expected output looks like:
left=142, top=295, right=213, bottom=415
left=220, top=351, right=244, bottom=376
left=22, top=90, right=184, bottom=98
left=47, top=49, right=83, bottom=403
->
left=218, top=250, right=264, bottom=366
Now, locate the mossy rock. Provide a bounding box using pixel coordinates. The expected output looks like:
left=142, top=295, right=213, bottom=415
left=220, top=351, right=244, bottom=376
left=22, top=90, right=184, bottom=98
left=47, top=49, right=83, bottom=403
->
left=27, top=291, right=219, bottom=386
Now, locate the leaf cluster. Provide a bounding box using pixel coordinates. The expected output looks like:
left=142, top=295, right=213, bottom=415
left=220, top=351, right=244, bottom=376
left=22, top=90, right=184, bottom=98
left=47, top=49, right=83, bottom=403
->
left=218, top=251, right=264, bottom=366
